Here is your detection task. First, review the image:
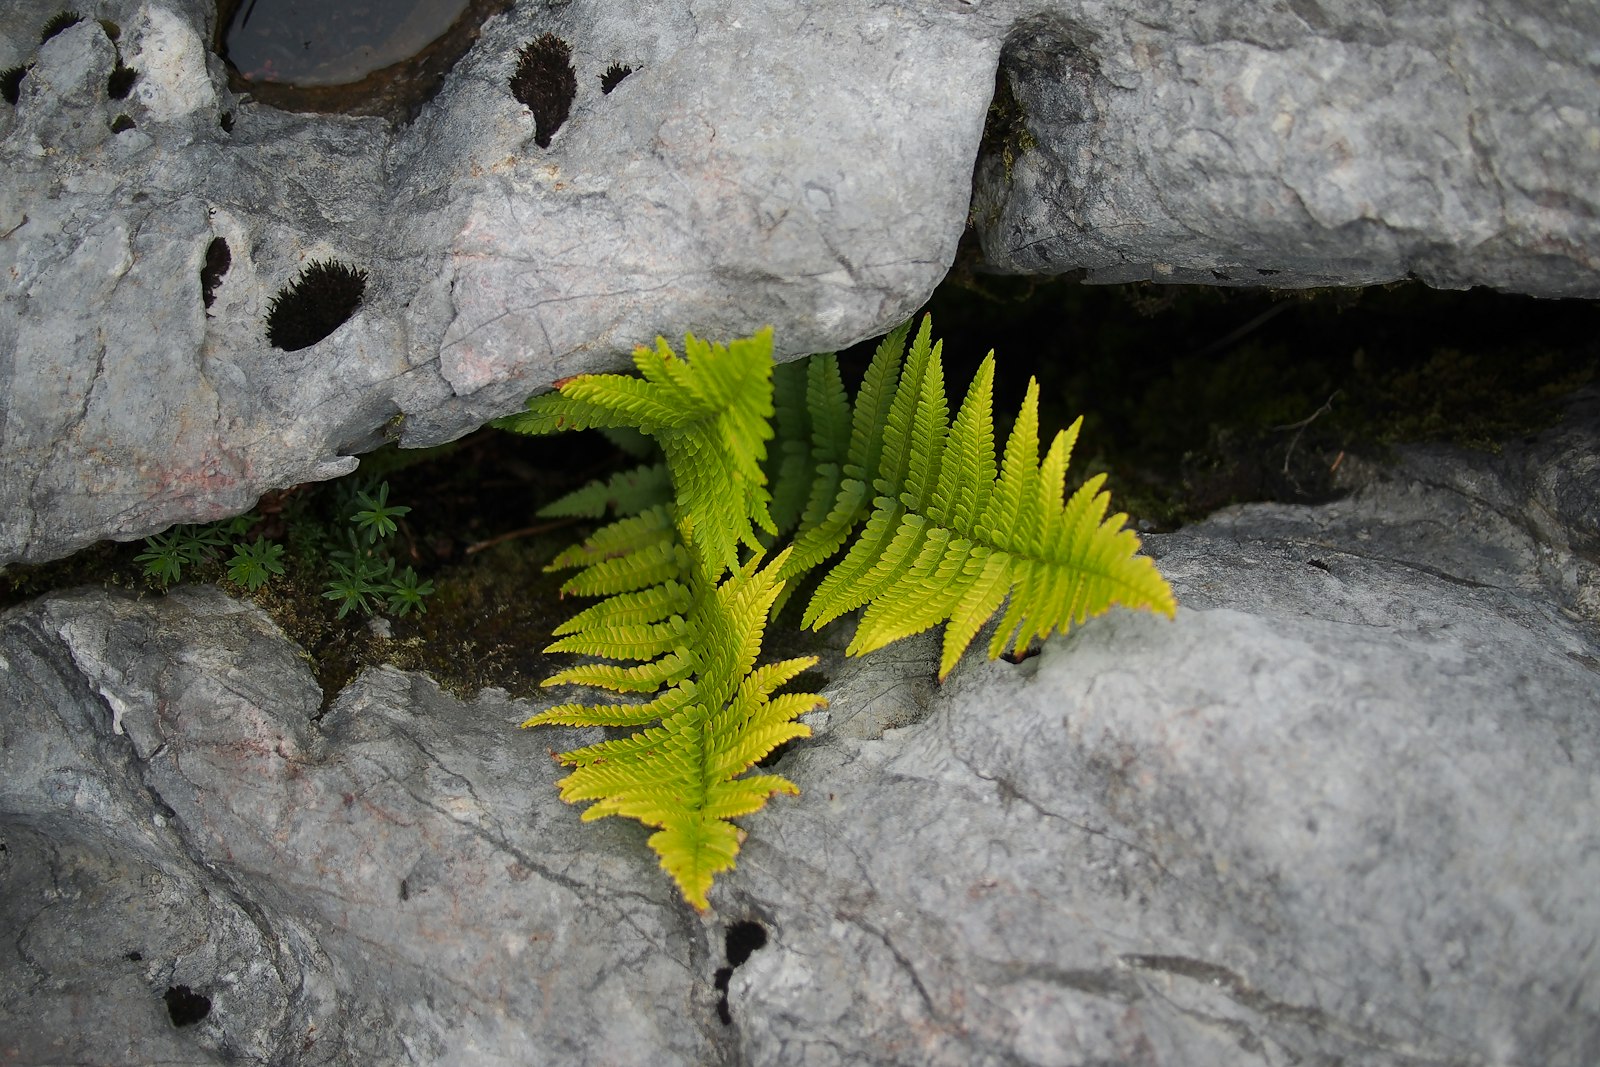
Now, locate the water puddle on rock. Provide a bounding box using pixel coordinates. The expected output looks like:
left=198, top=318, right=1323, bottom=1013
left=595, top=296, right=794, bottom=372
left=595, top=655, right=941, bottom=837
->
left=216, top=0, right=512, bottom=119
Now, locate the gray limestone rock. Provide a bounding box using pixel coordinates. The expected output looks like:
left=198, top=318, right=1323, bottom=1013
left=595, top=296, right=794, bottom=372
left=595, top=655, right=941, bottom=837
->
left=1, top=585, right=723, bottom=1066
left=4, top=0, right=1600, bottom=567
left=3, top=397, right=1597, bottom=1064
left=971, top=2, right=1600, bottom=295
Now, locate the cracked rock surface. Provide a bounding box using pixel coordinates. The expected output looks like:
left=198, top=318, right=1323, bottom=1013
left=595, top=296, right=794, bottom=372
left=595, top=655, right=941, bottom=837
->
left=0, top=586, right=722, bottom=1065
left=4, top=0, right=1600, bottom=566
left=3, top=395, right=1597, bottom=1064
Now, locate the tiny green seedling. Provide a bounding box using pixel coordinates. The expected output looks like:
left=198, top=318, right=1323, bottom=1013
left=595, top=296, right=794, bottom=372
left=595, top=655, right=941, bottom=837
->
left=134, top=479, right=432, bottom=621
left=227, top=537, right=286, bottom=591
left=136, top=515, right=254, bottom=588
left=351, top=482, right=411, bottom=544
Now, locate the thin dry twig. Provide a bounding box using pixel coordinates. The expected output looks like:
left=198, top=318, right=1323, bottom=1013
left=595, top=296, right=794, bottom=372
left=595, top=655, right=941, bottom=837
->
left=465, top=519, right=574, bottom=556
left=1275, top=390, right=1343, bottom=485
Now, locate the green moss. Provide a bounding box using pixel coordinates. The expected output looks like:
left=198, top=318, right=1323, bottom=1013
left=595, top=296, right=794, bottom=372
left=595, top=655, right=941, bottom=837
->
left=978, top=70, right=1037, bottom=189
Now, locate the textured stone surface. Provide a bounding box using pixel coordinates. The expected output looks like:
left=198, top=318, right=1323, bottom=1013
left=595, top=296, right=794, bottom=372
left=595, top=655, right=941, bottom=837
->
left=0, top=586, right=724, bottom=1066
left=972, top=2, right=1600, bottom=295
left=3, top=398, right=1596, bottom=1064
left=5, top=0, right=1600, bottom=567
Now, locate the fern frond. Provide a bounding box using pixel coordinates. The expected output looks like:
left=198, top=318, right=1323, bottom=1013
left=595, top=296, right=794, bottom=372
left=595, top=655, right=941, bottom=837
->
left=522, top=683, right=697, bottom=729
left=541, top=652, right=693, bottom=693
left=551, top=581, right=692, bottom=636
left=538, top=462, right=671, bottom=519
left=768, top=360, right=815, bottom=534
left=500, top=330, right=778, bottom=574
left=547, top=504, right=675, bottom=571
left=798, top=315, right=1176, bottom=679
left=846, top=319, right=912, bottom=481
left=542, top=614, right=688, bottom=660
left=530, top=550, right=823, bottom=910
left=800, top=496, right=906, bottom=629
left=557, top=536, right=684, bottom=598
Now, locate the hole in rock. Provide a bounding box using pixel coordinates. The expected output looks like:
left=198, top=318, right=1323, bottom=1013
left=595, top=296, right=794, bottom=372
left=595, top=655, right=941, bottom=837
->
left=1, top=66, right=28, bottom=105
left=40, top=12, right=83, bottom=45
left=399, top=878, right=410, bottom=901
left=714, top=920, right=768, bottom=1025
left=110, top=113, right=135, bottom=133
left=107, top=63, right=139, bottom=99
left=164, top=985, right=211, bottom=1027
left=219, top=111, right=234, bottom=132
left=599, top=62, right=632, bottom=94
left=200, top=237, right=231, bottom=308
left=124, top=950, right=143, bottom=962
left=510, top=33, right=575, bottom=148
left=215, top=0, right=513, bottom=120
left=265, top=259, right=367, bottom=351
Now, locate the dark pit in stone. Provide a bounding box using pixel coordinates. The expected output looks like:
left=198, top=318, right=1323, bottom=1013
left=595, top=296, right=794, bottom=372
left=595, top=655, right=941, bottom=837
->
left=215, top=0, right=513, bottom=120
left=265, top=259, right=367, bottom=351
left=510, top=33, right=576, bottom=148
left=163, top=985, right=211, bottom=1027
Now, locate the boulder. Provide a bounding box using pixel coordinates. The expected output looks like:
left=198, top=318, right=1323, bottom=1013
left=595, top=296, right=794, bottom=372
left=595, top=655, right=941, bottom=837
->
left=972, top=2, right=1600, bottom=295
left=3, top=394, right=1596, bottom=1064
left=4, top=0, right=1600, bottom=566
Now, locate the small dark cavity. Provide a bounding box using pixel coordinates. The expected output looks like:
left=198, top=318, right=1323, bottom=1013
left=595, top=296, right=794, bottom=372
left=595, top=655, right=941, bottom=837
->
left=124, top=950, right=143, bottom=962
left=110, top=113, right=135, bottom=133
left=107, top=64, right=139, bottom=99
left=40, top=12, right=84, bottom=44
left=510, top=33, right=576, bottom=148
left=265, top=259, right=367, bottom=352
left=1256, top=268, right=1281, bottom=276
left=200, top=237, right=231, bottom=308
left=599, top=62, right=633, bottom=94
left=1306, top=557, right=1331, bottom=572
left=219, top=111, right=234, bottom=132
left=714, top=920, right=769, bottom=1025
left=164, top=985, right=211, bottom=1027
left=399, top=878, right=410, bottom=901
left=1, top=66, right=28, bottom=105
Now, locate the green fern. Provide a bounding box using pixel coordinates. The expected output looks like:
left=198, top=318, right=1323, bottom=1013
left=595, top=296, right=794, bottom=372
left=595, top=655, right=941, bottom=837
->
left=793, top=316, right=1176, bottom=678
left=497, top=330, right=777, bottom=573
left=497, top=316, right=1175, bottom=909
left=526, top=546, right=820, bottom=909
left=536, top=462, right=670, bottom=519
